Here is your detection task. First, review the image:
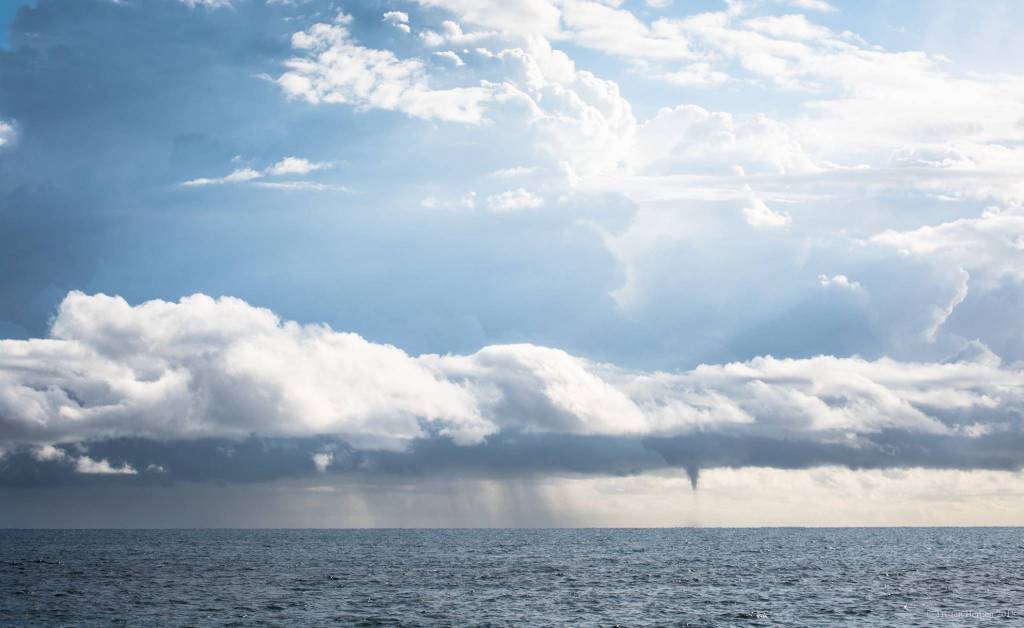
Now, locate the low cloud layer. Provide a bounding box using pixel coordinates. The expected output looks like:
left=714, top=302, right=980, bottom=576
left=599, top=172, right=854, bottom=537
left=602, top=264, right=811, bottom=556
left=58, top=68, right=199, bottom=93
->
left=1, top=292, right=1021, bottom=486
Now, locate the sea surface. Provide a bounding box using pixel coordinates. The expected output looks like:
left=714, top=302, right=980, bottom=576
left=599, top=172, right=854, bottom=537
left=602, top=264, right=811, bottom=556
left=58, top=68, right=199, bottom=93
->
left=0, top=528, right=1020, bottom=626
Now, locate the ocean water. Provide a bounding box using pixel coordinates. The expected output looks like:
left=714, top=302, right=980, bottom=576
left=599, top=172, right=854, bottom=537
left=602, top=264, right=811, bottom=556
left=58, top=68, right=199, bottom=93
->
left=0, top=528, right=1020, bottom=626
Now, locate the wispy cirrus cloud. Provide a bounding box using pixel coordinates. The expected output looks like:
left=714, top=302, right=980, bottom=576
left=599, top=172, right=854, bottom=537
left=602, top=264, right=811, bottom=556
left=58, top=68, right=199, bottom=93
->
left=182, top=157, right=334, bottom=189
left=181, top=167, right=262, bottom=187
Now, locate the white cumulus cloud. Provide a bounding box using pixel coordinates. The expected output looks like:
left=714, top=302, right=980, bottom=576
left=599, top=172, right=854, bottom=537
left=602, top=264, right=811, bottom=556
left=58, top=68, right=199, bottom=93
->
left=266, top=156, right=331, bottom=176
left=30, top=445, right=137, bottom=475
left=1, top=292, right=1021, bottom=455
left=818, top=274, right=863, bottom=292
left=277, top=16, right=491, bottom=123
left=0, top=120, right=15, bottom=148
left=382, top=11, right=411, bottom=32
left=312, top=451, right=333, bottom=472
left=75, top=456, right=137, bottom=475
left=742, top=195, right=790, bottom=228
left=433, top=50, right=465, bottom=66
left=871, top=210, right=1024, bottom=284
left=485, top=188, right=544, bottom=212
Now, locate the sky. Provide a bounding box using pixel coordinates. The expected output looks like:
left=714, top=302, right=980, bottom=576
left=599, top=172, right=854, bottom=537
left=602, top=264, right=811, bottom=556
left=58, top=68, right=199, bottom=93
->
left=1, top=0, right=1023, bottom=527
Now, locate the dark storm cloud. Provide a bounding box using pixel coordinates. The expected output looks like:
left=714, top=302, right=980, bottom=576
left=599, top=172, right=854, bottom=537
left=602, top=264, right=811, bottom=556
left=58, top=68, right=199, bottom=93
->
left=5, top=430, right=1024, bottom=489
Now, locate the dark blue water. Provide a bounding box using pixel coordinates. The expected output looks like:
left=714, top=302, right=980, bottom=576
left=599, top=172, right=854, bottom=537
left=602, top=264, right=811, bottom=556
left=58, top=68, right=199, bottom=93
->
left=1, top=528, right=1021, bottom=626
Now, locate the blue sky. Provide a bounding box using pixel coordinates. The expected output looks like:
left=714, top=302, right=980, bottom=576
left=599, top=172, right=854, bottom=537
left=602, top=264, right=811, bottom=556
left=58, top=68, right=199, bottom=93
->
left=0, top=2, right=32, bottom=49
left=1, top=0, right=1023, bottom=526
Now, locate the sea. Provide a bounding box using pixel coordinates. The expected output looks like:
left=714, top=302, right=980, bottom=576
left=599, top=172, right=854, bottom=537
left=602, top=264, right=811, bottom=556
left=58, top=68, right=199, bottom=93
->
left=0, top=528, right=1020, bottom=626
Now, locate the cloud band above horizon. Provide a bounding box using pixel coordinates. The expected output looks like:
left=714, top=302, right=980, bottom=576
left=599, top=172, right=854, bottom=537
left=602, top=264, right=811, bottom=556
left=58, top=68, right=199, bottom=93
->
left=1, top=291, right=1021, bottom=486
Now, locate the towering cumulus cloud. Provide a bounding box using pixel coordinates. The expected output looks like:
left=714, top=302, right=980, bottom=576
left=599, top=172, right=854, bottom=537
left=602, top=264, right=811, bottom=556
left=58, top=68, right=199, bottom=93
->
left=2, top=292, right=1022, bottom=485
